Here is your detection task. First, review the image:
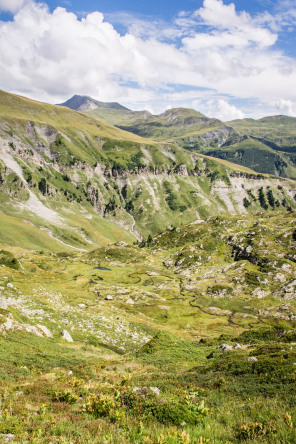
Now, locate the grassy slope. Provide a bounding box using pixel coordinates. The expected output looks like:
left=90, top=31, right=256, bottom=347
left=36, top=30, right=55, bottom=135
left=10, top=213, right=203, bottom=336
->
left=206, top=138, right=296, bottom=178
left=84, top=103, right=296, bottom=178
left=86, top=107, right=224, bottom=142
left=1, top=211, right=296, bottom=442
left=1, top=90, right=296, bottom=249
left=0, top=90, right=151, bottom=145
left=228, top=115, right=296, bottom=140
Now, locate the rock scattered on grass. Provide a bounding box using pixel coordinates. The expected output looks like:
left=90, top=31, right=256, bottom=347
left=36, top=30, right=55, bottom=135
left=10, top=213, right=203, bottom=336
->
left=1, top=434, right=15, bottom=442
left=126, top=298, right=134, bottom=304
left=217, top=344, right=233, bottom=352
left=37, top=324, right=53, bottom=338
left=61, top=330, right=73, bottom=342
left=132, top=386, right=160, bottom=396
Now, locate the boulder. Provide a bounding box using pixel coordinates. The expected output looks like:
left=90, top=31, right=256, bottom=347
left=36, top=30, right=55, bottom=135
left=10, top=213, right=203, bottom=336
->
left=116, top=241, right=128, bottom=247
left=0, top=297, right=8, bottom=309
left=248, top=356, right=258, bottom=362
left=150, top=387, right=160, bottom=396
left=105, top=295, right=113, bottom=301
left=37, top=324, right=53, bottom=338
left=24, top=325, right=43, bottom=337
left=126, top=298, right=134, bottom=305
left=217, top=344, right=233, bottom=352
left=132, top=386, right=160, bottom=396
left=61, top=330, right=73, bottom=342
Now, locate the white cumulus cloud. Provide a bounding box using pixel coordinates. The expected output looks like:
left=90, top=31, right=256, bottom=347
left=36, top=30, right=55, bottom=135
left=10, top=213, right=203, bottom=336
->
left=0, top=0, right=295, bottom=118
left=205, top=100, right=245, bottom=121
left=0, top=0, right=28, bottom=13
left=274, top=99, right=296, bottom=117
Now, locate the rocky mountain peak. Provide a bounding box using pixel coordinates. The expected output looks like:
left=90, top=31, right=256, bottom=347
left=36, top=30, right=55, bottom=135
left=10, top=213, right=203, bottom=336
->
left=59, top=94, right=130, bottom=112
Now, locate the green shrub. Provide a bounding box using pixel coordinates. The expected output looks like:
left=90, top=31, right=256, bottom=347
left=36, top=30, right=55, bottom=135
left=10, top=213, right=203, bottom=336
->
left=267, top=189, right=275, bottom=207
left=243, top=197, right=251, bottom=208
left=83, top=393, right=122, bottom=422
left=52, top=390, right=78, bottom=404
left=38, top=178, right=47, bottom=195
left=0, top=250, right=20, bottom=270
left=121, top=390, right=209, bottom=425
left=258, top=187, right=268, bottom=210
left=237, top=421, right=277, bottom=440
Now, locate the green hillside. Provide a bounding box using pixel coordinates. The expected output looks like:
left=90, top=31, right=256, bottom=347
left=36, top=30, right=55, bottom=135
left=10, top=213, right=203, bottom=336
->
left=87, top=106, right=231, bottom=144
left=206, top=137, right=296, bottom=178
left=78, top=99, right=296, bottom=179
left=0, top=89, right=295, bottom=252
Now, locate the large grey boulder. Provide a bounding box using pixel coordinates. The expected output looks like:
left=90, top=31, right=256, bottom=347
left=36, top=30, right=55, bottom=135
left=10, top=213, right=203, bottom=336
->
left=217, top=344, right=233, bottom=352
left=37, top=325, right=53, bottom=338
left=61, top=330, right=73, bottom=342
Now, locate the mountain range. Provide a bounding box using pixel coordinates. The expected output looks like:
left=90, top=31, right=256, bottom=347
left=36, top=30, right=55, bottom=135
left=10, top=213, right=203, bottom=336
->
left=0, top=89, right=295, bottom=251
left=61, top=94, right=296, bottom=179
left=1, top=89, right=296, bottom=443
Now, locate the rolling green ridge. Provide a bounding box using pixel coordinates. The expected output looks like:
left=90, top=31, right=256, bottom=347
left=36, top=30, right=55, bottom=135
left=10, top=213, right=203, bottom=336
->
left=1, top=90, right=296, bottom=252
left=66, top=94, right=296, bottom=178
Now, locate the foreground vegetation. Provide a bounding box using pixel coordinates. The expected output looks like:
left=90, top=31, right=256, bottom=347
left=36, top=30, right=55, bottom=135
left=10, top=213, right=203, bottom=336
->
left=1, top=327, right=296, bottom=443
left=0, top=211, right=296, bottom=442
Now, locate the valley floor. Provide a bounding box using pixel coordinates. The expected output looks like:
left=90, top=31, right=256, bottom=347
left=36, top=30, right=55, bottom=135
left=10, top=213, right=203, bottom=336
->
left=0, top=211, right=296, bottom=443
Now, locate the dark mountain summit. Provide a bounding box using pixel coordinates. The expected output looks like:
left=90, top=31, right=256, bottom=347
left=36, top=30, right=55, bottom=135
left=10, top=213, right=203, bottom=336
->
left=59, top=94, right=130, bottom=112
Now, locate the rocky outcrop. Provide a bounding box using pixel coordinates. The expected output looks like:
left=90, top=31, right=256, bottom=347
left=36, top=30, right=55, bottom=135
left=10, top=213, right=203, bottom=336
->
left=0, top=313, right=53, bottom=338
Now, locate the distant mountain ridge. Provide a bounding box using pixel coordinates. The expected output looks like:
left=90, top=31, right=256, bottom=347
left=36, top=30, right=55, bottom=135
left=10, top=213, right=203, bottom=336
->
left=59, top=94, right=130, bottom=112
left=59, top=95, right=296, bottom=179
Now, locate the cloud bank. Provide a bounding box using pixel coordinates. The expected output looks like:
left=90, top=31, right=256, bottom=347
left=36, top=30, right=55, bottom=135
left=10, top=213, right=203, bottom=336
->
left=0, top=0, right=296, bottom=119
left=0, top=0, right=27, bottom=13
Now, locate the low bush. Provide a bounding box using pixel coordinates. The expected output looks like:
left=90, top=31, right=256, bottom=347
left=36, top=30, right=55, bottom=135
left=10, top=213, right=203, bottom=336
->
left=237, top=421, right=277, bottom=440
left=52, top=390, right=78, bottom=404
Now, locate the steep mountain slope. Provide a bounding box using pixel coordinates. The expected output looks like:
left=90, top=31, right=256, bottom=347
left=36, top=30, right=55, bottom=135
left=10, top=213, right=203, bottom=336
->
left=64, top=96, right=296, bottom=178
left=115, top=110, right=296, bottom=179
left=0, top=90, right=296, bottom=251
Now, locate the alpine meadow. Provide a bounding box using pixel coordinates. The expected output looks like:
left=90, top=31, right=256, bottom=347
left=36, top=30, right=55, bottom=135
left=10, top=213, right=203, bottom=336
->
left=1, top=0, right=296, bottom=443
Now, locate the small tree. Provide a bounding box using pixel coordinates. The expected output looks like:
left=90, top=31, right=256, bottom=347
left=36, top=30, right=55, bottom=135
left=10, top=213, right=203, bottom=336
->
left=38, top=178, right=47, bottom=195
left=258, top=187, right=268, bottom=210
left=267, top=189, right=275, bottom=208
left=243, top=197, right=251, bottom=208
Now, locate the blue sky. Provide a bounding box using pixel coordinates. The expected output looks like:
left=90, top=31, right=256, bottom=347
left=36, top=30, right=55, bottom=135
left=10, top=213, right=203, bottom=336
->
left=0, top=0, right=296, bottom=120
